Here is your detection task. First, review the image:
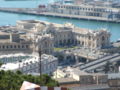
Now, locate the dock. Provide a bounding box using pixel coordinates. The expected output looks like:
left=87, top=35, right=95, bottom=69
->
left=0, top=7, right=120, bottom=23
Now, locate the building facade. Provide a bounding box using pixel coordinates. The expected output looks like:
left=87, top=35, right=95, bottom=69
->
left=16, top=20, right=111, bottom=49
left=108, top=73, right=120, bottom=90
left=0, top=54, right=58, bottom=75
left=35, top=34, right=54, bottom=54
left=0, top=32, right=31, bottom=51
left=45, top=22, right=111, bottom=49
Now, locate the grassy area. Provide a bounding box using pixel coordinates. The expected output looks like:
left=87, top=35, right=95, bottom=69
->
left=54, top=46, right=78, bottom=51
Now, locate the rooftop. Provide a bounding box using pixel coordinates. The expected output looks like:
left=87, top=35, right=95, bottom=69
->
left=56, top=77, right=77, bottom=83
left=108, top=73, right=120, bottom=79
left=0, top=54, right=57, bottom=71
left=70, top=84, right=109, bottom=90
left=62, top=47, right=109, bottom=60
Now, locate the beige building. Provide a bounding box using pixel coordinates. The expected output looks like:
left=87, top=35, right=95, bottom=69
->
left=44, top=22, right=110, bottom=49
left=16, top=20, right=111, bottom=49
left=47, top=23, right=74, bottom=47
left=53, top=67, right=108, bottom=85
left=35, top=34, right=54, bottom=54
left=73, top=27, right=111, bottom=49
left=0, top=21, right=54, bottom=55
left=0, top=32, right=31, bottom=51
left=16, top=20, right=46, bottom=32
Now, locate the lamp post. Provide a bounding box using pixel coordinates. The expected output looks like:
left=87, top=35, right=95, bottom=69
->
left=34, top=33, right=42, bottom=76
left=38, top=48, right=42, bottom=76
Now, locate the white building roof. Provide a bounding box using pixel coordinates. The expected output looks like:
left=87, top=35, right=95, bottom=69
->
left=0, top=63, right=19, bottom=71
left=0, top=54, right=57, bottom=71
left=62, top=66, right=89, bottom=76
left=67, top=67, right=89, bottom=75
left=108, top=73, right=120, bottom=79
left=0, top=53, right=31, bottom=58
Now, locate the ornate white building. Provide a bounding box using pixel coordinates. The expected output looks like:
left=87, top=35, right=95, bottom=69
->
left=35, top=21, right=111, bottom=49
left=16, top=20, right=111, bottom=49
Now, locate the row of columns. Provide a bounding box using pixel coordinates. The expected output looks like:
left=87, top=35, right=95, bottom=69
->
left=55, top=39, right=84, bottom=47
left=62, top=54, right=88, bottom=64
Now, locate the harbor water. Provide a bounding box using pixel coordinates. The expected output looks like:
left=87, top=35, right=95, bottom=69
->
left=0, top=0, right=120, bottom=41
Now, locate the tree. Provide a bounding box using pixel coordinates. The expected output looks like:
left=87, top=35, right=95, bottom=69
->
left=0, top=70, right=59, bottom=90
left=0, top=62, right=3, bottom=67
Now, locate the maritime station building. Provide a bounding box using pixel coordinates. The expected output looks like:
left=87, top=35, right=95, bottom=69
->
left=48, top=23, right=111, bottom=49
left=16, top=20, right=111, bottom=49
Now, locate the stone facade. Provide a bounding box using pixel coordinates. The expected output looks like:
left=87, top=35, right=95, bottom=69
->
left=0, top=32, right=31, bottom=51
left=0, top=42, right=30, bottom=51
left=35, top=34, right=54, bottom=54
left=16, top=20, right=46, bottom=32
left=17, top=20, right=111, bottom=50
left=43, top=22, right=110, bottom=49
left=73, top=27, right=111, bottom=49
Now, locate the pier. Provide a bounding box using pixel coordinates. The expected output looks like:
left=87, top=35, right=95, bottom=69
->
left=0, top=7, right=120, bottom=23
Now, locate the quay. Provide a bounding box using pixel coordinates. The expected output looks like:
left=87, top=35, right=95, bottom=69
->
left=0, top=7, right=120, bottom=23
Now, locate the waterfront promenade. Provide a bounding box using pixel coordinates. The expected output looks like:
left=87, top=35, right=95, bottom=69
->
left=0, top=7, right=120, bottom=23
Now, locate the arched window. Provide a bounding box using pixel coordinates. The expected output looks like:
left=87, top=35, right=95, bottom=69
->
left=68, top=39, right=71, bottom=44
left=2, top=46, right=5, bottom=49
left=64, top=40, right=66, bottom=44
left=14, top=45, right=16, bottom=48
left=26, top=45, right=29, bottom=48
left=72, top=39, right=74, bottom=43
left=89, top=36, right=91, bottom=40
left=102, top=36, right=105, bottom=41
left=10, top=45, right=13, bottom=48
left=102, top=43, right=104, bottom=47
left=44, top=41, right=48, bottom=47
left=82, top=41, right=84, bottom=46
left=59, top=40, right=62, bottom=45
left=22, top=45, right=24, bottom=48
left=6, top=46, right=9, bottom=49
left=18, top=45, right=20, bottom=48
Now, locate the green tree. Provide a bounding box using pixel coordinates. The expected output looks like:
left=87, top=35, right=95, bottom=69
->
left=0, top=62, right=3, bottom=67
left=0, top=70, right=59, bottom=90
